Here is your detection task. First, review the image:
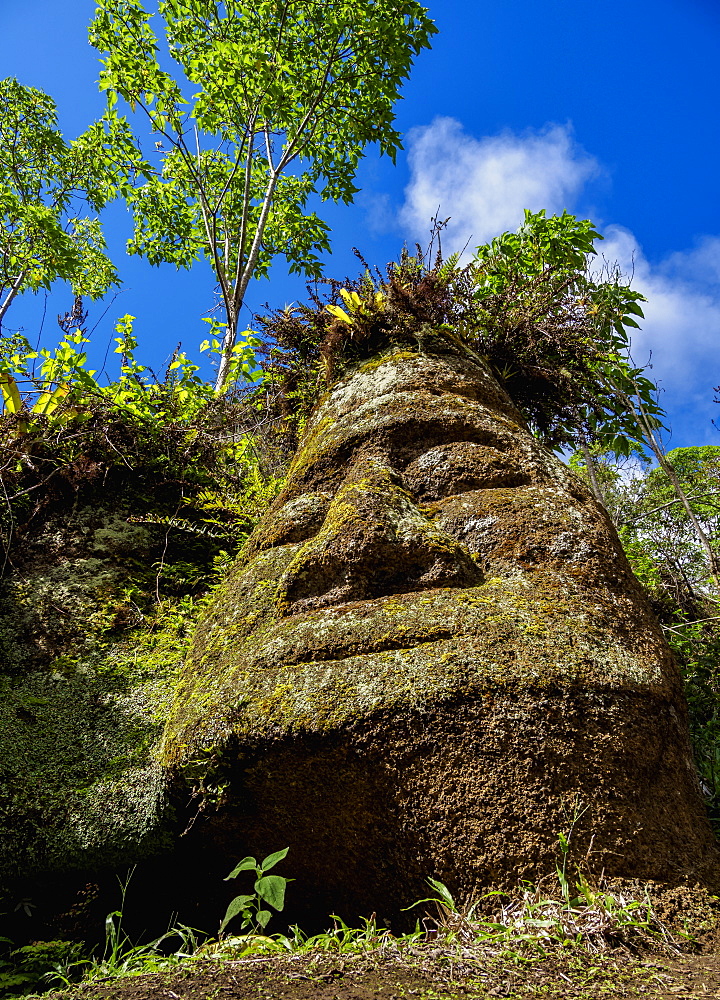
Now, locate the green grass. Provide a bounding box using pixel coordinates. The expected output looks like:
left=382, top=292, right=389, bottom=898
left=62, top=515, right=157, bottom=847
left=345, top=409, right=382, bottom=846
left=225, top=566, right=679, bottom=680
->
left=1, top=869, right=710, bottom=1000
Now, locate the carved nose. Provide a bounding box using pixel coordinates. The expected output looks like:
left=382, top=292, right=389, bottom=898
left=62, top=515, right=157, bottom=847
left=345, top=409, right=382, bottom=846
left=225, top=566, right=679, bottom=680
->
left=275, top=462, right=483, bottom=616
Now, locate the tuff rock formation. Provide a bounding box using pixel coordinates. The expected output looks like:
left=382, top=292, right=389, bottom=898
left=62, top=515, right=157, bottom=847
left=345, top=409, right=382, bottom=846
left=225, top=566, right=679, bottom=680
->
left=163, top=328, right=717, bottom=924
left=0, top=471, right=216, bottom=915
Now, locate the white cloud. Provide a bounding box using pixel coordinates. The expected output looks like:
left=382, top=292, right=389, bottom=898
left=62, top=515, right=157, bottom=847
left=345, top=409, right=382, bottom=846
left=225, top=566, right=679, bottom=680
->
left=399, top=120, right=720, bottom=445
left=596, top=229, right=720, bottom=443
left=400, top=118, right=600, bottom=250
left=661, top=236, right=720, bottom=288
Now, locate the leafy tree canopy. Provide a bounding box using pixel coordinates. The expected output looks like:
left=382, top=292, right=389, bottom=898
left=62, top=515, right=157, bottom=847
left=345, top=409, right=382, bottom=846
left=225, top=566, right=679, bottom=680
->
left=89, top=0, right=437, bottom=390
left=573, top=445, right=720, bottom=613
left=0, top=77, right=119, bottom=326
left=471, top=209, right=658, bottom=454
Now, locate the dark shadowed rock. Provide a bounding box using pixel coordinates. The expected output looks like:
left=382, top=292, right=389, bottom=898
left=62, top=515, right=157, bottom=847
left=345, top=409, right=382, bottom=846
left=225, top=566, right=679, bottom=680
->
left=162, top=328, right=718, bottom=924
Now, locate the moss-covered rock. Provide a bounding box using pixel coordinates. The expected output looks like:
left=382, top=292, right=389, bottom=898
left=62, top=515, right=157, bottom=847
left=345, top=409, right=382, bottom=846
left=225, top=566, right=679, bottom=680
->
left=0, top=486, right=217, bottom=899
left=0, top=623, right=185, bottom=890
left=164, top=329, right=718, bottom=924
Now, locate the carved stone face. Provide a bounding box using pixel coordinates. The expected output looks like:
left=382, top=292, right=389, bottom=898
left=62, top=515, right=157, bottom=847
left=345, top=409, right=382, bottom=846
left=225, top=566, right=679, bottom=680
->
left=175, top=333, right=670, bottom=696
left=163, top=333, right=717, bottom=922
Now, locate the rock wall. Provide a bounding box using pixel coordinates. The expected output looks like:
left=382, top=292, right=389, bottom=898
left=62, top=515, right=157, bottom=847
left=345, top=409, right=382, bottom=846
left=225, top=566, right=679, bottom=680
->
left=0, top=477, right=215, bottom=909
left=163, top=328, right=718, bottom=923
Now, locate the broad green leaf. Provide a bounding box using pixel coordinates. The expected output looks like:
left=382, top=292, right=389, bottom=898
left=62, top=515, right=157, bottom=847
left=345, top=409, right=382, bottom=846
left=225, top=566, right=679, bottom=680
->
left=0, top=78, right=119, bottom=316
left=254, top=875, right=287, bottom=911
left=224, top=857, right=257, bottom=879
left=219, top=894, right=254, bottom=932
left=260, top=846, right=289, bottom=872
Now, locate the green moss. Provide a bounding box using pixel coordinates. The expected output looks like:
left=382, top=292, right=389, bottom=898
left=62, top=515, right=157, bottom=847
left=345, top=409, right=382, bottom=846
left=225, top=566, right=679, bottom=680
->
left=283, top=414, right=336, bottom=486
left=0, top=502, right=223, bottom=886
left=356, top=348, right=420, bottom=374
left=0, top=594, right=200, bottom=882
left=161, top=566, right=672, bottom=768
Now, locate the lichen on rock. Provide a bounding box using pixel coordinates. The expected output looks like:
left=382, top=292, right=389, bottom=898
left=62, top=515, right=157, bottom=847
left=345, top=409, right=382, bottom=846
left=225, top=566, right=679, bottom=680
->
left=164, top=328, right=718, bottom=924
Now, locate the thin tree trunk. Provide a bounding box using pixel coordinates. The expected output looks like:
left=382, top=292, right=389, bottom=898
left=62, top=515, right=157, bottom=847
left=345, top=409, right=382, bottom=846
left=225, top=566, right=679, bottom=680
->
left=579, top=435, right=604, bottom=504
left=214, top=312, right=239, bottom=394
left=0, top=271, right=26, bottom=326
left=214, top=172, right=279, bottom=394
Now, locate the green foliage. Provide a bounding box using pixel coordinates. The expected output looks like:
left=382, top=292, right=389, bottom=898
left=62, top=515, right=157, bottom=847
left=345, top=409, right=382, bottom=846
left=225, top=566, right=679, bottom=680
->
left=470, top=209, right=663, bottom=454
left=199, top=318, right=263, bottom=394
left=590, top=446, right=720, bottom=611
left=0, top=307, right=281, bottom=551
left=0, top=938, right=86, bottom=997
left=221, top=848, right=290, bottom=934
left=0, top=309, right=272, bottom=491
left=666, top=621, right=720, bottom=830
left=0, top=326, right=99, bottom=434
left=20, top=880, right=211, bottom=994
left=0, top=78, right=118, bottom=324
left=617, top=524, right=664, bottom=594
left=259, top=212, right=661, bottom=453
left=89, top=0, right=437, bottom=389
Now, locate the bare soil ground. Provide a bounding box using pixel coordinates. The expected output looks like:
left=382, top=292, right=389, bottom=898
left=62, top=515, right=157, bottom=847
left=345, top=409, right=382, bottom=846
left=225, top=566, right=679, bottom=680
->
left=49, top=948, right=720, bottom=1000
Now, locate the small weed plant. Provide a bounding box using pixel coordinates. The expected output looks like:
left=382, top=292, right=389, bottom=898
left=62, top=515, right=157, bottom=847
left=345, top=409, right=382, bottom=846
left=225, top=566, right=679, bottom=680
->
left=409, top=876, right=678, bottom=957
left=221, top=848, right=290, bottom=935
left=405, top=829, right=681, bottom=960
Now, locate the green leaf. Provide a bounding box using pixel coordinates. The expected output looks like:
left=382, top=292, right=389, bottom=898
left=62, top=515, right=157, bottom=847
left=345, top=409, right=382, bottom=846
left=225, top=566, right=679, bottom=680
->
left=260, top=847, right=289, bottom=872
left=219, top=894, right=254, bottom=932
left=254, top=875, right=287, bottom=911
left=426, top=877, right=456, bottom=910
left=224, top=857, right=257, bottom=879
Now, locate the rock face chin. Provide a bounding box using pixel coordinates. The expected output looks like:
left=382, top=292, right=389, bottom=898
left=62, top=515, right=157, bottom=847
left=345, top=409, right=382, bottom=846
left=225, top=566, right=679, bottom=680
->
left=163, top=329, right=718, bottom=923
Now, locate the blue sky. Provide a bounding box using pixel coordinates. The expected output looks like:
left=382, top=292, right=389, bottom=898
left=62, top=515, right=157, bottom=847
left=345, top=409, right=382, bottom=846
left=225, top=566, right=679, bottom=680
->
left=1, top=0, right=719, bottom=449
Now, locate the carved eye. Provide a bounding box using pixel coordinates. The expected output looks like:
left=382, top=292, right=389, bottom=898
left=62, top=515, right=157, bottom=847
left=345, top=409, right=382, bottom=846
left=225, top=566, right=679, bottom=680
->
left=404, top=442, right=530, bottom=500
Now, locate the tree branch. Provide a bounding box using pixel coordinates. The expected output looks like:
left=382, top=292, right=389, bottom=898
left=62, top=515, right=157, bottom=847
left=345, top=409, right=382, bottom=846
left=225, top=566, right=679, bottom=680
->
left=0, top=270, right=27, bottom=326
